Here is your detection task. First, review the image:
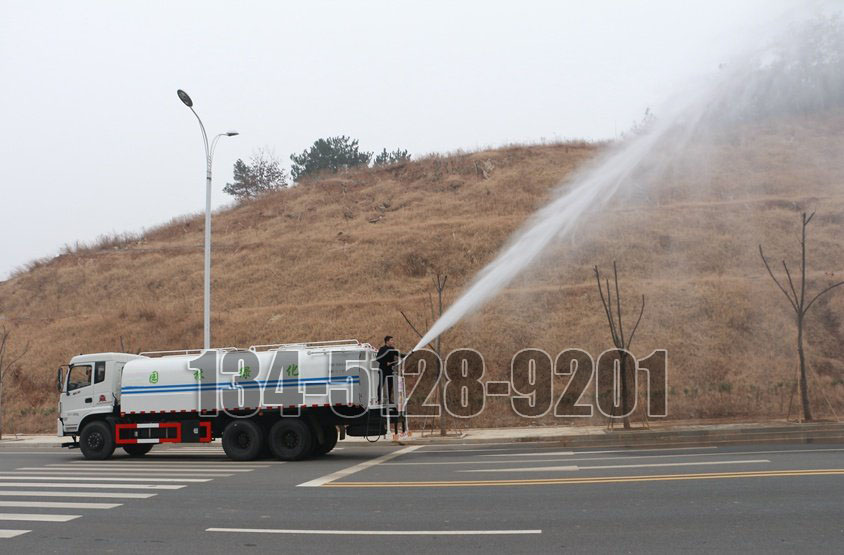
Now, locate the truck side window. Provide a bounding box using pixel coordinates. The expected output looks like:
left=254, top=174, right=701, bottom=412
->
left=94, top=361, right=106, bottom=384
left=67, top=364, right=93, bottom=392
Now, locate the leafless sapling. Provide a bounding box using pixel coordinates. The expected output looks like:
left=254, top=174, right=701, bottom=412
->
left=0, top=326, right=30, bottom=439
left=759, top=212, right=844, bottom=422
left=594, top=262, right=645, bottom=430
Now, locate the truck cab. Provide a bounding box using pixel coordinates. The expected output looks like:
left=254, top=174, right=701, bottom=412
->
left=57, top=353, right=143, bottom=436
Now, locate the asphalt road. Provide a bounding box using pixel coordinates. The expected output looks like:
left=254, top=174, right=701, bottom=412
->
left=0, top=440, right=842, bottom=553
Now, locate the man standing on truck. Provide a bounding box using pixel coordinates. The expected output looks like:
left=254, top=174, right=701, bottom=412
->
left=376, top=335, right=401, bottom=404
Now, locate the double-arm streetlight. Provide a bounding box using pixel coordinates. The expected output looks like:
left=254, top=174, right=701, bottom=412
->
left=177, top=89, right=238, bottom=350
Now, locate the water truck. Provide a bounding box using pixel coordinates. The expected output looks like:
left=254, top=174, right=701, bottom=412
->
left=56, top=340, right=403, bottom=461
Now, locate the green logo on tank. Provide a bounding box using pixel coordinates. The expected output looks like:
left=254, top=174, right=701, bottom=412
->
left=193, top=369, right=204, bottom=381
left=149, top=371, right=159, bottom=384
left=238, top=366, right=252, bottom=379
left=285, top=364, right=299, bottom=377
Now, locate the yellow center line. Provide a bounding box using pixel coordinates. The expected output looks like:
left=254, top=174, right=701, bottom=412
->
left=322, top=469, right=844, bottom=488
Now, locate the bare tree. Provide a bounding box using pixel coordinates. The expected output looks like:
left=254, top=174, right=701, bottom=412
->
left=759, top=212, right=844, bottom=422
left=400, top=273, right=448, bottom=436
left=0, top=326, right=30, bottom=439
left=594, top=262, right=645, bottom=430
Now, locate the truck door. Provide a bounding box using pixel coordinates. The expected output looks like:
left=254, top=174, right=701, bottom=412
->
left=61, top=361, right=106, bottom=433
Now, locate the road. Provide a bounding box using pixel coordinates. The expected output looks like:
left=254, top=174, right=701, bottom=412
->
left=0, top=440, right=842, bottom=553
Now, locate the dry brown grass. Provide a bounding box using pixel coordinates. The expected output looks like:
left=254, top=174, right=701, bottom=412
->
left=1, top=117, right=843, bottom=432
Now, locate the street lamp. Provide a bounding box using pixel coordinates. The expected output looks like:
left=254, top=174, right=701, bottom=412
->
left=177, top=89, right=238, bottom=350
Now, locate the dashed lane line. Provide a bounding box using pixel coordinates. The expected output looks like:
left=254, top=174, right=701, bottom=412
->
left=386, top=448, right=844, bottom=465
left=479, top=446, right=719, bottom=457
left=458, top=459, right=770, bottom=473
left=206, top=527, right=542, bottom=536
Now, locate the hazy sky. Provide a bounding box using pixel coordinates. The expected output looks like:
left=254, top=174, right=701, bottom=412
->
left=0, top=0, right=802, bottom=279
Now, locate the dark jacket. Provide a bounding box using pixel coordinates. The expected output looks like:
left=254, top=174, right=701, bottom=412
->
left=376, top=345, right=402, bottom=375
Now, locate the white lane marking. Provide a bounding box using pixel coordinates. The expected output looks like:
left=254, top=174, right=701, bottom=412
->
left=44, top=465, right=255, bottom=472
left=419, top=447, right=532, bottom=454
left=64, top=461, right=270, bottom=466
left=63, top=462, right=276, bottom=467
left=0, top=482, right=185, bottom=490
left=387, top=447, right=844, bottom=466
left=0, top=500, right=121, bottom=510
left=0, top=451, right=68, bottom=455
left=206, top=527, right=542, bottom=536
left=421, top=441, right=559, bottom=448
left=473, top=447, right=844, bottom=463
left=481, top=446, right=719, bottom=457
left=459, top=459, right=771, bottom=473
left=386, top=459, right=578, bottom=466
left=298, top=446, right=421, bottom=487
left=10, top=470, right=232, bottom=478
left=0, top=529, right=30, bottom=538
left=480, top=451, right=575, bottom=457
left=460, top=465, right=579, bottom=472
left=0, top=475, right=209, bottom=483
left=0, top=491, right=156, bottom=499
left=0, top=513, right=81, bottom=522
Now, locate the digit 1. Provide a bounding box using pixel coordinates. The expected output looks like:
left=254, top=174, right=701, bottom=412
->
left=637, top=349, right=668, bottom=417
left=188, top=350, right=219, bottom=415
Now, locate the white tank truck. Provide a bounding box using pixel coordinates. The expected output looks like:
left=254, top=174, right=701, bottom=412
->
left=56, top=340, right=404, bottom=461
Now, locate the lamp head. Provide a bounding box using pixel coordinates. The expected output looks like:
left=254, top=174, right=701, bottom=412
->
left=177, top=89, right=193, bottom=107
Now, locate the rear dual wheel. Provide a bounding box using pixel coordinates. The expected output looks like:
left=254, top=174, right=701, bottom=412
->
left=222, top=420, right=264, bottom=461
left=268, top=420, right=313, bottom=461
left=313, top=425, right=338, bottom=456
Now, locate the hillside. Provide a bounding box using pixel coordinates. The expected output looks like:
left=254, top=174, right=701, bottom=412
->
left=2, top=111, right=844, bottom=433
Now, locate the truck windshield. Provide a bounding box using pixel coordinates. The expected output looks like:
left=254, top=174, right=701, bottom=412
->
left=67, top=364, right=92, bottom=392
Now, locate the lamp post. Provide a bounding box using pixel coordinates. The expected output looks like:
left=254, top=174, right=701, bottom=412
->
left=177, top=89, right=238, bottom=350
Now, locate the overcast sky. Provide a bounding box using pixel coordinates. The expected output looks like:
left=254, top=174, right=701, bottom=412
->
left=0, top=0, right=804, bottom=279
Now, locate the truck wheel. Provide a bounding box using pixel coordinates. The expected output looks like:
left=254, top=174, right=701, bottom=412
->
left=313, top=425, right=339, bottom=456
left=79, top=421, right=116, bottom=460
left=268, top=419, right=312, bottom=461
left=222, top=420, right=264, bottom=461
left=123, top=444, right=153, bottom=457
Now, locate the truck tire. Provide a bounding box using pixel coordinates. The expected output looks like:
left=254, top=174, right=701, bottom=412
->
left=222, top=420, right=264, bottom=461
left=268, top=419, right=312, bottom=461
left=313, top=425, right=338, bottom=456
left=123, top=444, right=153, bottom=457
left=79, top=421, right=116, bottom=460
